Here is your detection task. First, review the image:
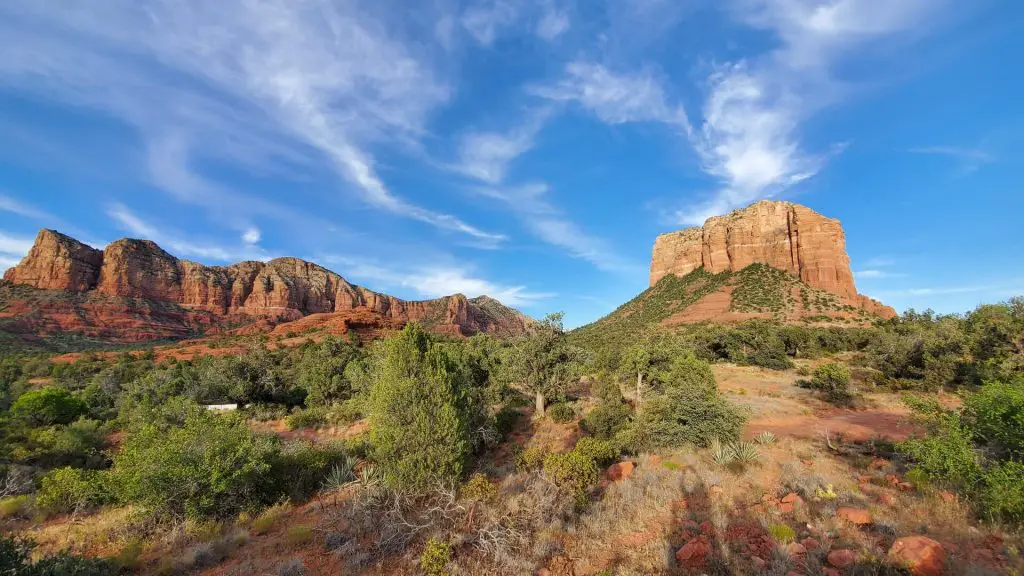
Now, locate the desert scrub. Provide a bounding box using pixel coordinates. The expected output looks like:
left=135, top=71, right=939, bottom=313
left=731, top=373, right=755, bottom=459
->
left=286, top=524, right=314, bottom=546
left=755, top=431, right=777, bottom=445
left=285, top=407, right=327, bottom=430
left=810, top=362, right=852, bottom=404
left=516, top=444, right=548, bottom=471
left=0, top=495, right=32, bottom=519
left=543, top=451, right=599, bottom=507
left=460, top=472, right=496, bottom=501
left=572, top=436, right=618, bottom=467
left=420, top=537, right=453, bottom=576
left=547, top=402, right=575, bottom=422
left=35, top=466, right=110, bottom=515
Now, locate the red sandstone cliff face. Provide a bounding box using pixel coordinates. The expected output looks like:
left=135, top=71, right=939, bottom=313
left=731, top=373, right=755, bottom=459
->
left=651, top=201, right=895, bottom=319
left=2, top=230, right=533, bottom=342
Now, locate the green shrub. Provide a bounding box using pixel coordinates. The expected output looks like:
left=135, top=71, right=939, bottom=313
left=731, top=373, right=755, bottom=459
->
left=285, top=407, right=327, bottom=430
left=768, top=523, right=796, bottom=543
left=368, top=324, right=475, bottom=490
left=547, top=402, right=575, bottom=422
left=0, top=495, right=32, bottom=519
left=270, top=441, right=348, bottom=503
left=977, top=460, right=1024, bottom=524
left=542, top=451, right=599, bottom=507
left=35, top=467, right=110, bottom=515
left=811, top=362, right=852, bottom=403
left=0, top=535, right=117, bottom=576
left=573, top=436, right=618, bottom=467
left=623, top=355, right=745, bottom=451
left=460, top=472, right=496, bottom=501
left=420, top=537, right=453, bottom=576
left=515, top=445, right=548, bottom=471
left=963, top=378, right=1024, bottom=457
left=898, top=417, right=981, bottom=491
left=285, top=525, right=314, bottom=546
left=581, top=401, right=631, bottom=440
left=11, top=387, right=87, bottom=426
left=110, top=410, right=280, bottom=519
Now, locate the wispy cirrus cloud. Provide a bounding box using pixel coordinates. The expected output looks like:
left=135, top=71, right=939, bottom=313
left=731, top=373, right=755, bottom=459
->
left=107, top=204, right=271, bottom=263
left=320, top=253, right=552, bottom=308
left=0, top=0, right=500, bottom=243
left=909, top=146, right=996, bottom=174
left=0, top=194, right=57, bottom=221
left=0, top=230, right=35, bottom=272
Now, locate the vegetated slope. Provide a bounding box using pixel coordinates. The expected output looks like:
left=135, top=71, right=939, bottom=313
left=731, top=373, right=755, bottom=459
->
left=1, top=229, right=534, bottom=348
left=571, top=265, right=882, bottom=352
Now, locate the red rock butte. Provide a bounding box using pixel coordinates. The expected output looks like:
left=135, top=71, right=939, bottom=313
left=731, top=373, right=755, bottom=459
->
left=2, top=229, right=533, bottom=342
left=651, top=201, right=895, bottom=319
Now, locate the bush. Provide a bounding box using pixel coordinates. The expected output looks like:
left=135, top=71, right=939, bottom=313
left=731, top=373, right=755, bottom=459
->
left=768, top=523, right=796, bottom=544
left=10, top=387, right=87, bottom=426
left=35, top=467, right=110, bottom=515
left=573, top=437, right=618, bottom=467
left=963, top=378, right=1024, bottom=458
left=581, top=401, right=631, bottom=440
left=547, top=402, right=575, bottom=422
left=460, top=472, right=496, bottom=501
left=111, top=410, right=280, bottom=519
left=811, top=362, right=852, bottom=403
left=0, top=535, right=117, bottom=576
left=978, top=460, right=1024, bottom=524
left=420, top=538, right=453, bottom=576
left=542, top=451, right=599, bottom=507
left=515, top=445, right=548, bottom=471
left=270, top=441, right=348, bottom=503
left=285, top=407, right=327, bottom=430
left=0, top=495, right=32, bottom=519
left=368, top=324, right=476, bottom=490
left=623, top=355, right=745, bottom=451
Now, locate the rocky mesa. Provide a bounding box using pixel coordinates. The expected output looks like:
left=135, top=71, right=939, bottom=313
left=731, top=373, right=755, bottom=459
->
left=1, top=229, right=534, bottom=344
left=650, top=201, right=895, bottom=320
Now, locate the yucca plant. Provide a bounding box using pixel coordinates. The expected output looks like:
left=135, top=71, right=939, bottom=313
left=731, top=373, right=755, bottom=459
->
left=710, top=439, right=736, bottom=466
left=323, top=454, right=356, bottom=491
left=755, top=431, right=777, bottom=445
left=731, top=441, right=760, bottom=465
left=356, top=464, right=384, bottom=487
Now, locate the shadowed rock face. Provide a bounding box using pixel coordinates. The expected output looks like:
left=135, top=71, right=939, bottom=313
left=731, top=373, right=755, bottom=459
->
left=2, top=230, right=534, bottom=342
left=650, top=201, right=894, bottom=319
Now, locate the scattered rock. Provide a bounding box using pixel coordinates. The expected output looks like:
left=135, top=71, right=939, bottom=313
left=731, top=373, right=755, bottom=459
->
left=828, top=549, right=857, bottom=569
left=801, top=537, right=820, bottom=551
left=781, top=492, right=803, bottom=504
left=824, top=569, right=842, bottom=576
left=878, top=492, right=897, bottom=506
left=676, top=536, right=711, bottom=568
left=700, top=521, right=716, bottom=536
left=787, top=542, right=807, bottom=556
left=869, top=458, right=889, bottom=470
left=888, top=536, right=945, bottom=576
left=836, top=507, right=873, bottom=526
left=779, top=502, right=795, bottom=514
left=898, top=482, right=915, bottom=492
left=885, top=474, right=900, bottom=486
left=752, top=556, right=766, bottom=570
left=606, top=461, right=635, bottom=482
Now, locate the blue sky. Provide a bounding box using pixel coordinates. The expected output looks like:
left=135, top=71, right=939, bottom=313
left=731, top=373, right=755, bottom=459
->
left=0, top=0, right=1021, bottom=328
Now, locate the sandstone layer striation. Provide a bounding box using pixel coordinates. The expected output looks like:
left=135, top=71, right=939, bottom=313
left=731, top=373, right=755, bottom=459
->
left=650, top=201, right=894, bottom=319
left=2, top=230, right=533, bottom=343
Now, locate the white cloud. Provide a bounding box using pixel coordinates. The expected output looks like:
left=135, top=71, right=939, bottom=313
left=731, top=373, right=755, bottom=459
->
left=452, top=110, right=551, bottom=185
left=461, top=1, right=520, bottom=45
left=909, top=146, right=995, bottom=174
left=532, top=62, right=690, bottom=129
left=855, top=269, right=908, bottom=279
left=242, top=227, right=261, bottom=245
left=321, top=254, right=552, bottom=307
left=666, top=0, right=949, bottom=223
left=0, top=194, right=55, bottom=221
left=536, top=8, right=570, bottom=41
left=0, top=232, right=34, bottom=258
left=0, top=0, right=500, bottom=242
left=107, top=204, right=270, bottom=262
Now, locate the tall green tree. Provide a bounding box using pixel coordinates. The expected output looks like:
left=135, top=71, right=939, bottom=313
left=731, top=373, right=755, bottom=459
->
left=505, top=312, right=581, bottom=415
left=618, top=336, right=676, bottom=413
left=368, top=324, right=475, bottom=490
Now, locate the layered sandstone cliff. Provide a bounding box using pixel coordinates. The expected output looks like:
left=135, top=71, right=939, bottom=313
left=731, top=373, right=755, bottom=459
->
left=650, top=201, right=894, bottom=319
left=2, top=230, right=533, bottom=341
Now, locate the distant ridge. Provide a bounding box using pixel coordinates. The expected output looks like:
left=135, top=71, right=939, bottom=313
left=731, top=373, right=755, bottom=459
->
left=1, top=229, right=534, bottom=344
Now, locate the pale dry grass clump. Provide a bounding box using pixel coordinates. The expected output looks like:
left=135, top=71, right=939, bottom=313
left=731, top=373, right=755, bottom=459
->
left=567, top=456, right=684, bottom=574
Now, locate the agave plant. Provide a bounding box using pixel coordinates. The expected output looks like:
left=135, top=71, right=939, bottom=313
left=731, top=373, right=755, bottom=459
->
left=356, top=463, right=384, bottom=487
left=730, top=441, right=760, bottom=465
left=755, top=431, right=777, bottom=445
left=323, top=454, right=356, bottom=491
left=710, top=439, right=736, bottom=466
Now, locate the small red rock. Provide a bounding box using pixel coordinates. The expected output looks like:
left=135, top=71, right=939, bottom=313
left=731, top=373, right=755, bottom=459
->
left=858, top=475, right=872, bottom=484
left=878, top=492, right=897, bottom=506
left=700, top=520, right=716, bottom=536
left=828, top=549, right=857, bottom=568
left=938, top=490, right=957, bottom=503
left=752, top=556, right=766, bottom=570
left=675, top=535, right=711, bottom=568
left=888, top=536, right=945, bottom=576
left=606, top=461, right=635, bottom=482
left=885, top=474, right=900, bottom=485
left=779, top=502, right=795, bottom=514
left=801, top=537, right=820, bottom=551
left=869, top=458, right=889, bottom=470
left=787, top=542, right=807, bottom=556
left=898, top=482, right=915, bottom=492
left=781, top=492, right=802, bottom=504
left=824, top=569, right=841, bottom=576
left=836, top=507, right=873, bottom=525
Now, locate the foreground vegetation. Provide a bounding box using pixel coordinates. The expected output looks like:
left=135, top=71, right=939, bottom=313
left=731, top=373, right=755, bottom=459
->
left=0, top=291, right=1022, bottom=573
